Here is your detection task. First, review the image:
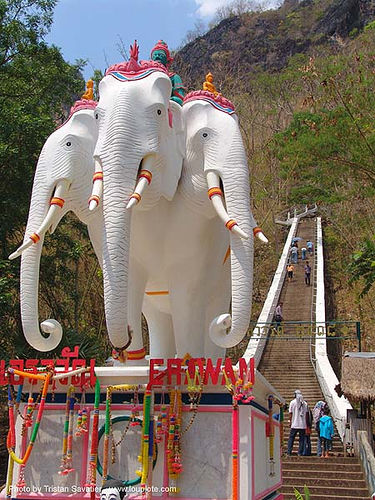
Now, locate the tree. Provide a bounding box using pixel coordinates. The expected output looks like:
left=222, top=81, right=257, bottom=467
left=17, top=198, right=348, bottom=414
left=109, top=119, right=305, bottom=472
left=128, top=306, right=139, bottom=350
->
left=0, top=1, right=108, bottom=362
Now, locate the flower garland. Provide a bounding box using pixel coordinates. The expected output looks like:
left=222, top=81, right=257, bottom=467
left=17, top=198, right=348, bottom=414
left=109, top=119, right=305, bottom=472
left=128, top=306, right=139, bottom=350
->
left=97, top=384, right=157, bottom=488
left=181, top=367, right=203, bottom=436
left=222, top=367, right=254, bottom=500
left=85, top=379, right=100, bottom=500
left=140, top=387, right=152, bottom=493
left=102, top=384, right=138, bottom=483
left=266, top=395, right=275, bottom=477
left=7, top=367, right=52, bottom=466
left=155, top=391, right=168, bottom=444
left=167, top=389, right=183, bottom=495
left=58, top=385, right=75, bottom=475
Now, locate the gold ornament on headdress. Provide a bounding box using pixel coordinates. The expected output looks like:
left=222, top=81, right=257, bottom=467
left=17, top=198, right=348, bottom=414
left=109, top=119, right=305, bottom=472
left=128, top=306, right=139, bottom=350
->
left=203, top=72, right=219, bottom=97
left=82, top=79, right=94, bottom=100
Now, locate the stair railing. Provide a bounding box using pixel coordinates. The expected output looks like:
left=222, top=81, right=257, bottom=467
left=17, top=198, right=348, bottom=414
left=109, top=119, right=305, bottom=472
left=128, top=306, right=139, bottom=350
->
left=313, top=217, right=352, bottom=441
left=358, top=430, right=375, bottom=495
left=309, top=220, right=318, bottom=368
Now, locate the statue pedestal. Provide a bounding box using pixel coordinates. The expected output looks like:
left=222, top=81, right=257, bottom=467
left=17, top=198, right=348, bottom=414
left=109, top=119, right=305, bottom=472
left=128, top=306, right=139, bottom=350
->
left=3, top=366, right=284, bottom=500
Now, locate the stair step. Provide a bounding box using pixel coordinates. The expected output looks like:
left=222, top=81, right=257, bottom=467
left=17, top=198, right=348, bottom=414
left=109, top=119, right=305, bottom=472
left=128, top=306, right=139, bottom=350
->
left=283, top=455, right=359, bottom=464
left=283, top=468, right=363, bottom=477
left=280, top=484, right=369, bottom=498
left=283, top=475, right=367, bottom=488
left=282, top=496, right=370, bottom=500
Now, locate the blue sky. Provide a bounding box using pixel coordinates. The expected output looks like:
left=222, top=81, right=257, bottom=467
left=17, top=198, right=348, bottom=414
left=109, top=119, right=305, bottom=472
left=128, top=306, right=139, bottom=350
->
left=46, top=0, right=278, bottom=80
left=46, top=0, right=219, bottom=79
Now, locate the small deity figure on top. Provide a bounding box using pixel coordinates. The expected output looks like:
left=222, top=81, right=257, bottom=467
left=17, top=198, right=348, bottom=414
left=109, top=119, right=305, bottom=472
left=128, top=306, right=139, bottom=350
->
left=203, top=72, right=219, bottom=96
left=150, top=40, right=186, bottom=106
left=82, top=79, right=94, bottom=100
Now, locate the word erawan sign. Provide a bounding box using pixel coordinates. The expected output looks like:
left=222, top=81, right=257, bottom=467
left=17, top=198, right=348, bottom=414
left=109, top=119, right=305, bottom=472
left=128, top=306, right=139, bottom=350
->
left=0, top=346, right=96, bottom=388
left=149, top=357, right=255, bottom=386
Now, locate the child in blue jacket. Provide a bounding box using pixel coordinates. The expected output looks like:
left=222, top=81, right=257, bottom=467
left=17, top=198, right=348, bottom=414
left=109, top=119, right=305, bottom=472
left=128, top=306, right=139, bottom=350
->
left=319, top=407, right=334, bottom=458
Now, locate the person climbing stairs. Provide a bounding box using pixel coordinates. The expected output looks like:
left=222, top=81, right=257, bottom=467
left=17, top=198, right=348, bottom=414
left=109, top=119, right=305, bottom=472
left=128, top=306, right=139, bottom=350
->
left=258, top=218, right=370, bottom=499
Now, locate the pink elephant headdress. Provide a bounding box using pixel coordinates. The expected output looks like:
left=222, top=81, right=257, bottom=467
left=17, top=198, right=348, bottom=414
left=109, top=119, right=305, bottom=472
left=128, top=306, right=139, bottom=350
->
left=183, top=90, right=235, bottom=115
left=105, top=40, right=168, bottom=77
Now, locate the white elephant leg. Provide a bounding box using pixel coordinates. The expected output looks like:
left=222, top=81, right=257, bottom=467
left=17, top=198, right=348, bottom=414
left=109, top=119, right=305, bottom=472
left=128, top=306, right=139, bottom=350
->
left=204, top=268, right=230, bottom=360
left=143, top=296, right=175, bottom=359
left=126, top=260, right=148, bottom=364
left=168, top=284, right=206, bottom=358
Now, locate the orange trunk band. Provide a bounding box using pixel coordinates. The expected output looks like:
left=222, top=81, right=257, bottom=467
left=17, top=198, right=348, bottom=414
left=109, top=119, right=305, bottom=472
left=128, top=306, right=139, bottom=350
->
left=253, top=226, right=262, bottom=236
left=50, top=197, right=65, bottom=208
left=130, top=193, right=141, bottom=202
left=145, top=291, right=169, bottom=296
left=138, top=170, right=152, bottom=184
left=29, top=233, right=40, bottom=244
left=223, top=246, right=231, bottom=265
left=208, top=187, right=223, bottom=199
left=93, top=172, right=103, bottom=182
left=127, top=347, right=146, bottom=360
left=225, top=219, right=238, bottom=231
left=88, top=195, right=100, bottom=205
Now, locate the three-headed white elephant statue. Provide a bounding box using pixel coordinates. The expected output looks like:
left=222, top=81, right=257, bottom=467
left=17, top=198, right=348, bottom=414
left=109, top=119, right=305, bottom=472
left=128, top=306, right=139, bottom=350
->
left=9, top=99, right=102, bottom=352
left=90, top=42, right=184, bottom=353
left=143, top=90, right=266, bottom=359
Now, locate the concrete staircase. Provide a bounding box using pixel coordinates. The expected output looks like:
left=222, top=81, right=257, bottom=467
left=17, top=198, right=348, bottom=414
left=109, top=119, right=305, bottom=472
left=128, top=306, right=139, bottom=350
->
left=258, top=218, right=370, bottom=499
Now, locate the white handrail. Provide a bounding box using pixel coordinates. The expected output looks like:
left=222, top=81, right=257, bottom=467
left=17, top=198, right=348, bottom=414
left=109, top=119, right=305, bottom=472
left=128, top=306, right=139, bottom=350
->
left=314, top=217, right=352, bottom=440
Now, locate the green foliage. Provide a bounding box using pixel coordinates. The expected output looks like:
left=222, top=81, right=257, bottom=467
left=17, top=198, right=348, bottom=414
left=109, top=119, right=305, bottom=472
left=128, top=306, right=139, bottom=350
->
left=364, top=20, right=375, bottom=32
left=293, top=485, right=310, bottom=500
left=270, top=43, right=375, bottom=205
left=348, top=237, right=375, bottom=297
left=0, top=0, right=108, bottom=362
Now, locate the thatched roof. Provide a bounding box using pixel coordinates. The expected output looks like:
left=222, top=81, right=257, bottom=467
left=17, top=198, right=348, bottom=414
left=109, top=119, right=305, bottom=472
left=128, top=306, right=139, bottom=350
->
left=339, top=353, right=375, bottom=402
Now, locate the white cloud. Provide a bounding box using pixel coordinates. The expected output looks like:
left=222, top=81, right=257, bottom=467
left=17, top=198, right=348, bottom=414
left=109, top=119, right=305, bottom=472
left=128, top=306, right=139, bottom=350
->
left=194, top=0, right=281, bottom=18
left=194, top=0, right=233, bottom=18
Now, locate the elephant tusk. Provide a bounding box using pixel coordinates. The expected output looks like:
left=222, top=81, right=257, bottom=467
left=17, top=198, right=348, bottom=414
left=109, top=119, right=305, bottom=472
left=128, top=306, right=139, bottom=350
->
left=126, top=168, right=153, bottom=210
left=206, top=171, right=248, bottom=240
left=89, top=158, right=103, bottom=211
left=9, top=180, right=69, bottom=260
left=253, top=226, right=269, bottom=243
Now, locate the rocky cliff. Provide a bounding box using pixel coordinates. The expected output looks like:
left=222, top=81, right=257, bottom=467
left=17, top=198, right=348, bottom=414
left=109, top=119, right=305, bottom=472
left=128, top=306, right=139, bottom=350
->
left=174, top=0, right=375, bottom=90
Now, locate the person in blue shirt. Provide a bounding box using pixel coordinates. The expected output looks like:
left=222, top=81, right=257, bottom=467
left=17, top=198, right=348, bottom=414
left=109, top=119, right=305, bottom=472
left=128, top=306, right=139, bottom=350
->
left=306, top=240, right=313, bottom=256
left=319, top=406, right=334, bottom=458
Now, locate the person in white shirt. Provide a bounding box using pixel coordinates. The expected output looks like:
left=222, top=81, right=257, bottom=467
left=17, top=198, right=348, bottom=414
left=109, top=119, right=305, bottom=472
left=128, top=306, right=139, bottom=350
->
left=287, top=389, right=308, bottom=456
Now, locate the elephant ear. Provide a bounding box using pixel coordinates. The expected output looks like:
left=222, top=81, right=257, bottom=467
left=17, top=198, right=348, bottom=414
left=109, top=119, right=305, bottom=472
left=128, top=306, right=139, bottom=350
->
left=67, top=109, right=97, bottom=141
left=159, top=101, right=185, bottom=200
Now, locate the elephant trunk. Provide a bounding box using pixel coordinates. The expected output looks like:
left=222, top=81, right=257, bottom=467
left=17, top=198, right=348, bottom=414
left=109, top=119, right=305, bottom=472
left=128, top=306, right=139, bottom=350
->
left=20, top=177, right=67, bottom=351
left=209, top=168, right=253, bottom=347
left=100, top=150, right=139, bottom=349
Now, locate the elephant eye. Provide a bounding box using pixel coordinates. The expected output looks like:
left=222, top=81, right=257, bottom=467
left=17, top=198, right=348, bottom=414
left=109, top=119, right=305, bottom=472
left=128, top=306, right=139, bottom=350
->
left=157, top=109, right=162, bottom=115
left=66, top=142, right=72, bottom=146
left=202, top=133, right=208, bottom=138
left=95, top=113, right=99, bottom=119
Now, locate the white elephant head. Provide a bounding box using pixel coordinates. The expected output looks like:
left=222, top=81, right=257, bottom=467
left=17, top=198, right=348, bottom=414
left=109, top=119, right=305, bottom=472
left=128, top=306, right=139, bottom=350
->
left=9, top=98, right=100, bottom=352
left=182, top=90, right=254, bottom=348
left=91, top=42, right=183, bottom=350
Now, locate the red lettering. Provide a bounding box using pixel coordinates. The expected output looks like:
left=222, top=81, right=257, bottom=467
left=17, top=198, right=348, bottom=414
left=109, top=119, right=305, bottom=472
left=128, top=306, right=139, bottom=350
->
left=25, top=359, right=39, bottom=385
left=203, top=358, right=222, bottom=385
left=8, top=360, right=24, bottom=385
left=88, top=359, right=96, bottom=387
left=221, top=358, right=236, bottom=385
left=61, top=346, right=79, bottom=358
left=0, top=360, right=6, bottom=385
left=167, top=358, right=182, bottom=385
left=239, top=357, right=255, bottom=384
left=149, top=359, right=165, bottom=386
left=71, top=359, right=86, bottom=386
